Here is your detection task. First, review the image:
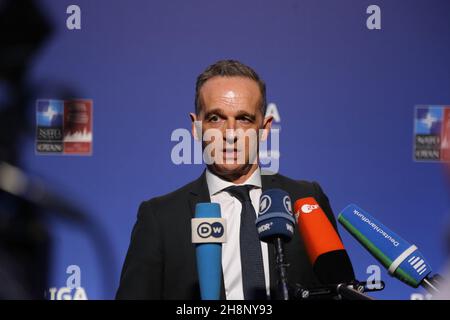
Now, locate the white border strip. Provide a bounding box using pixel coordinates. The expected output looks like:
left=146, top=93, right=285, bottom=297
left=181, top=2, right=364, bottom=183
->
left=388, top=245, right=418, bottom=275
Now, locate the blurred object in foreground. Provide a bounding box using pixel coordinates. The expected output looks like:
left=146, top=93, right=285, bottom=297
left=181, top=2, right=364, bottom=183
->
left=0, top=0, right=53, bottom=299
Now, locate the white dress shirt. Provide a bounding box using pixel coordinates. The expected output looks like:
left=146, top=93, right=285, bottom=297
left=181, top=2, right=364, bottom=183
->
left=205, top=167, right=270, bottom=300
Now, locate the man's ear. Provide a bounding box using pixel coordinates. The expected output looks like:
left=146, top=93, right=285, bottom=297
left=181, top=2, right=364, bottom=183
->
left=260, top=115, right=273, bottom=141
left=190, top=113, right=201, bottom=141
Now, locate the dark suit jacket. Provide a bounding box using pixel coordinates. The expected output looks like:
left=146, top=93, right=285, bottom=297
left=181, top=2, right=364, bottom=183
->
left=116, top=171, right=353, bottom=300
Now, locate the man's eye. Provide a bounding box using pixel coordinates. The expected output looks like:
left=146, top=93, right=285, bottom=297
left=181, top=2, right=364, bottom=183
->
left=208, top=115, right=220, bottom=122
left=239, top=117, right=252, bottom=123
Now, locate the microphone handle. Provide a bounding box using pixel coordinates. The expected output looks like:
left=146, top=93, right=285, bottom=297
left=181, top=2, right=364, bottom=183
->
left=422, top=275, right=442, bottom=295
left=274, top=238, right=290, bottom=300
left=336, top=284, right=374, bottom=300
left=293, top=283, right=375, bottom=300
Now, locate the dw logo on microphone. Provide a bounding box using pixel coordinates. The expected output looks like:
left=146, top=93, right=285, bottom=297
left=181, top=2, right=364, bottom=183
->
left=197, top=222, right=224, bottom=238
left=192, top=218, right=227, bottom=244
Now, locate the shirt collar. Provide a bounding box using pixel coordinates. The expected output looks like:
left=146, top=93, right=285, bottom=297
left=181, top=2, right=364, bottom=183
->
left=205, top=167, right=262, bottom=197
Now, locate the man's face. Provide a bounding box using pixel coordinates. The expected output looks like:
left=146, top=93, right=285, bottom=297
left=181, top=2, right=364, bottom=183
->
left=191, top=76, right=272, bottom=179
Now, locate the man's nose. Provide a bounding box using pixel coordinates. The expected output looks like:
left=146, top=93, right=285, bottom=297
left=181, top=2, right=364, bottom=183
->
left=224, top=119, right=237, bottom=144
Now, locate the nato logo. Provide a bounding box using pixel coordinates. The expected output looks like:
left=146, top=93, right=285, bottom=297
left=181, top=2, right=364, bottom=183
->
left=36, top=99, right=93, bottom=155
left=36, top=100, right=63, bottom=127
left=414, top=105, right=450, bottom=162
left=415, top=106, right=442, bottom=135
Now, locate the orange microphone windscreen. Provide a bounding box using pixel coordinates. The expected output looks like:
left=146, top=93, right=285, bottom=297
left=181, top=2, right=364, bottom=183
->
left=294, top=197, right=345, bottom=265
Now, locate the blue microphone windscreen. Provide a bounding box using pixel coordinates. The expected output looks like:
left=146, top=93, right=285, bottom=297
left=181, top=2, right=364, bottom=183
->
left=338, top=204, right=432, bottom=287
left=256, top=189, right=296, bottom=242
left=195, top=202, right=221, bottom=218
left=193, top=202, right=222, bottom=300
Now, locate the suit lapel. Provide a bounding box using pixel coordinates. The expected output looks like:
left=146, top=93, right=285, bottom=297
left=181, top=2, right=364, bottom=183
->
left=188, top=170, right=211, bottom=217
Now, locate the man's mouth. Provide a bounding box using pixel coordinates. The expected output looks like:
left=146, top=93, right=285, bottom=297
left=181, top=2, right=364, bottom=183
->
left=223, top=148, right=240, bottom=158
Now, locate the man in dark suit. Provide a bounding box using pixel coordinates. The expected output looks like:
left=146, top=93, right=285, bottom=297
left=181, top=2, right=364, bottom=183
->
left=116, top=60, right=354, bottom=300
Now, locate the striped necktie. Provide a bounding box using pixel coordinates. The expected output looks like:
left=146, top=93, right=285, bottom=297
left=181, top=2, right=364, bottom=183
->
left=224, top=185, right=267, bottom=300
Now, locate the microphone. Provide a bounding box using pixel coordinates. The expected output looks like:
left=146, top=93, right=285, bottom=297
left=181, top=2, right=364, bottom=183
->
left=294, top=197, right=355, bottom=285
left=191, top=203, right=226, bottom=300
left=255, top=188, right=296, bottom=300
left=338, top=204, right=440, bottom=294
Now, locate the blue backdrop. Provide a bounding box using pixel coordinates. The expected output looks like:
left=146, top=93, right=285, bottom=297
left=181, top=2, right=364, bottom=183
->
left=21, top=0, right=450, bottom=299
